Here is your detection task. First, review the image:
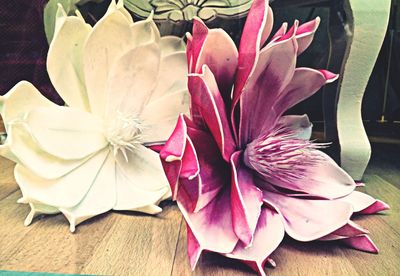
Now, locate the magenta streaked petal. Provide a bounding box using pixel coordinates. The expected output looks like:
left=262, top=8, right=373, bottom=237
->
left=342, top=235, right=379, bottom=253
left=239, top=27, right=298, bottom=145
left=232, top=0, right=271, bottom=114
left=338, top=191, right=390, bottom=214
left=190, top=18, right=238, bottom=103
left=257, top=67, right=338, bottom=134
left=177, top=188, right=239, bottom=258
left=224, top=207, right=285, bottom=276
left=188, top=65, right=236, bottom=161
left=264, top=150, right=356, bottom=199
left=264, top=191, right=353, bottom=241
left=160, top=115, right=188, bottom=199
left=188, top=18, right=208, bottom=73
left=230, top=151, right=263, bottom=246
left=260, top=7, right=274, bottom=48
left=295, top=17, right=321, bottom=55
left=275, top=114, right=313, bottom=140
left=275, top=67, right=338, bottom=115
left=186, top=125, right=228, bottom=212
left=187, top=224, right=203, bottom=269
left=319, top=220, right=369, bottom=240
left=271, top=22, right=288, bottom=41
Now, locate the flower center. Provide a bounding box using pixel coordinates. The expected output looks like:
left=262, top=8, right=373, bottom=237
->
left=243, top=126, right=324, bottom=185
left=105, top=111, right=144, bottom=160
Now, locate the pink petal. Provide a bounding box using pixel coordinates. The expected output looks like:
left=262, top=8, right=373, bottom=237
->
left=187, top=224, right=202, bottom=269
left=342, top=235, right=379, bottom=253
left=295, top=17, right=321, bottom=55
left=259, top=150, right=356, bottom=199
left=224, top=207, right=285, bottom=276
left=177, top=188, right=239, bottom=263
left=275, top=114, right=313, bottom=140
left=232, top=0, right=272, bottom=117
left=188, top=65, right=236, bottom=161
left=338, top=191, right=390, bottom=215
left=160, top=115, right=189, bottom=199
left=239, top=25, right=298, bottom=145
left=185, top=124, right=229, bottom=212
left=190, top=18, right=238, bottom=103
left=319, top=221, right=369, bottom=240
left=188, top=19, right=208, bottom=73
left=230, top=151, right=263, bottom=246
left=264, top=191, right=353, bottom=241
left=318, top=221, right=379, bottom=253
left=260, top=67, right=338, bottom=134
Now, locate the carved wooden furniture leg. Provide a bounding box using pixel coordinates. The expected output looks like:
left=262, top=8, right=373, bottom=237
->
left=336, top=0, right=391, bottom=180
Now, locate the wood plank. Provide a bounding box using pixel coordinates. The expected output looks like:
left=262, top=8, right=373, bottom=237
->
left=0, top=157, right=18, bottom=200
left=81, top=202, right=182, bottom=276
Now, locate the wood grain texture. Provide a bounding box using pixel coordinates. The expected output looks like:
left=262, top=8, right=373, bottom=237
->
left=0, top=109, right=399, bottom=276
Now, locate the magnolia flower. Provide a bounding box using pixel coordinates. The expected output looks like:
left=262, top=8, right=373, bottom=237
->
left=160, top=0, right=389, bottom=274
left=0, top=0, right=189, bottom=232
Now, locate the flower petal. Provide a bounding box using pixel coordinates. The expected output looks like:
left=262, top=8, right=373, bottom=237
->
left=190, top=18, right=238, bottom=103
left=264, top=191, right=353, bottom=241
left=0, top=81, right=55, bottom=129
left=261, top=150, right=356, bottom=199
left=26, top=106, right=107, bottom=160
left=60, top=152, right=116, bottom=232
left=23, top=202, right=59, bottom=227
left=15, top=148, right=109, bottom=208
left=105, top=43, right=161, bottom=119
left=267, top=67, right=338, bottom=131
left=177, top=188, right=239, bottom=260
left=113, top=145, right=171, bottom=212
left=6, top=122, right=91, bottom=179
left=83, top=5, right=134, bottom=117
left=230, top=151, right=263, bottom=246
left=159, top=36, right=186, bottom=57
left=295, top=17, right=321, bottom=55
left=141, top=90, right=190, bottom=144
left=276, top=114, right=313, bottom=140
left=232, top=0, right=272, bottom=109
left=338, top=191, right=390, bottom=214
left=47, top=6, right=91, bottom=111
left=239, top=24, right=298, bottom=145
left=149, top=51, right=188, bottom=102
left=225, top=207, right=285, bottom=276
left=188, top=65, right=236, bottom=161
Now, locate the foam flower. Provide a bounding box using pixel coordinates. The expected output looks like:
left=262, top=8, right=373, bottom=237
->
left=160, top=0, right=389, bottom=274
left=0, top=0, right=189, bottom=232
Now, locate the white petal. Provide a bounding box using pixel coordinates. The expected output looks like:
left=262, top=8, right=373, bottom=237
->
left=113, top=145, right=170, bottom=212
left=83, top=8, right=136, bottom=117
left=7, top=122, right=90, bottom=179
left=141, top=89, right=189, bottom=144
left=26, top=106, right=107, bottom=160
left=0, top=81, right=55, bottom=129
left=150, top=51, right=188, bottom=101
left=15, top=148, right=109, bottom=208
left=60, top=152, right=116, bottom=232
left=47, top=8, right=92, bottom=111
left=23, top=202, right=60, bottom=226
left=83, top=6, right=159, bottom=117
left=159, top=36, right=186, bottom=57
left=105, top=43, right=161, bottom=119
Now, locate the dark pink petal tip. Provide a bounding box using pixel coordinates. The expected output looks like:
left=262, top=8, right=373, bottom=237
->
left=319, top=69, right=339, bottom=83
left=358, top=200, right=390, bottom=215
left=342, top=235, right=379, bottom=254
left=296, top=17, right=321, bottom=36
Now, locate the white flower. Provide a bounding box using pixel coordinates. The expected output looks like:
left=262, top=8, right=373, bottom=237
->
left=0, top=0, right=189, bottom=232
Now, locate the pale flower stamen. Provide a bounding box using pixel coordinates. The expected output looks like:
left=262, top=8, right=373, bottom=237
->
left=105, top=111, right=145, bottom=161
left=243, top=126, right=328, bottom=185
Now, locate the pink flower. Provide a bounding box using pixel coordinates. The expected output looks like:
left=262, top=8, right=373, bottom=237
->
left=160, top=0, right=389, bottom=274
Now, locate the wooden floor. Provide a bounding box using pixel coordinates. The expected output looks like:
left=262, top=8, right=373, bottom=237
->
left=0, top=121, right=399, bottom=275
